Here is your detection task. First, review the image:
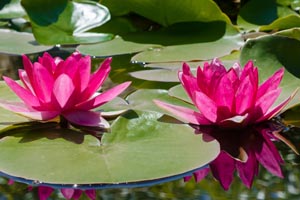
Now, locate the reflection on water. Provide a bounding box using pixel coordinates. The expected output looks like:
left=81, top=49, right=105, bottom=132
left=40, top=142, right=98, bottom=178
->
left=0, top=50, right=299, bottom=199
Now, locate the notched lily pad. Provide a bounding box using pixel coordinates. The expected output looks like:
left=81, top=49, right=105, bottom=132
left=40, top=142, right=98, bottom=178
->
left=0, top=110, right=220, bottom=187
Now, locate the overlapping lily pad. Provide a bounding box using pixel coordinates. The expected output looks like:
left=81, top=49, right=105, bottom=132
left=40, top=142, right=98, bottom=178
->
left=0, top=30, right=53, bottom=55
left=21, top=0, right=112, bottom=45
left=240, top=34, right=300, bottom=109
left=0, top=0, right=26, bottom=19
left=0, top=110, right=219, bottom=186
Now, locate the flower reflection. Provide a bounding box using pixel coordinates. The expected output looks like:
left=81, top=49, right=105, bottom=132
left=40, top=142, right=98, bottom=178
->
left=155, top=59, right=297, bottom=189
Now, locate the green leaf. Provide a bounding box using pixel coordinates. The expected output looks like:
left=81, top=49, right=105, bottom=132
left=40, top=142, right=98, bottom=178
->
left=101, top=89, right=196, bottom=115
left=102, top=0, right=231, bottom=26
left=237, top=0, right=278, bottom=31
left=240, top=35, right=300, bottom=109
left=21, top=0, right=112, bottom=45
left=275, top=27, right=300, bottom=40
left=131, top=23, right=242, bottom=63
left=0, top=30, right=53, bottom=55
left=0, top=0, right=26, bottom=19
left=0, top=111, right=219, bottom=185
left=77, top=36, right=158, bottom=57
left=260, top=15, right=300, bottom=31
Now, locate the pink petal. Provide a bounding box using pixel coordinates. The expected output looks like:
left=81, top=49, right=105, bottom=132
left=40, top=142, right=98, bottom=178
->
left=194, top=91, right=218, bottom=123
left=63, top=110, right=108, bottom=127
left=253, top=88, right=281, bottom=119
left=22, top=55, right=34, bottom=84
left=236, top=151, right=258, bottom=188
left=257, top=68, right=284, bottom=99
left=154, top=100, right=211, bottom=125
left=235, top=75, right=255, bottom=115
left=8, top=179, right=14, bottom=185
left=214, top=74, right=234, bottom=111
left=179, top=63, right=198, bottom=101
left=257, top=89, right=297, bottom=122
left=76, top=56, right=91, bottom=92
left=85, top=189, right=96, bottom=200
left=254, top=133, right=283, bottom=178
left=210, top=151, right=235, bottom=190
left=31, top=62, right=54, bottom=103
left=184, top=168, right=210, bottom=182
left=72, top=189, right=83, bottom=200
left=53, top=74, right=75, bottom=109
left=3, top=76, right=40, bottom=107
left=76, top=82, right=131, bottom=110
left=54, top=53, right=81, bottom=79
left=38, top=52, right=56, bottom=73
left=61, top=188, right=74, bottom=199
left=38, top=186, right=54, bottom=200
left=80, top=58, right=111, bottom=101
left=18, top=69, right=35, bottom=94
left=0, top=100, right=59, bottom=120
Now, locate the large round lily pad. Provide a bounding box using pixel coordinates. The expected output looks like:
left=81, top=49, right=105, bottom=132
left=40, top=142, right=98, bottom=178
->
left=0, top=110, right=219, bottom=187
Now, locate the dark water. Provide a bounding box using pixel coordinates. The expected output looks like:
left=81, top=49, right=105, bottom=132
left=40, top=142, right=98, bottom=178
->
left=0, top=49, right=299, bottom=200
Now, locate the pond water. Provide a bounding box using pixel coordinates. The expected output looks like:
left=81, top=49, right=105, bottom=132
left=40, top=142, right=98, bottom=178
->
left=0, top=49, right=299, bottom=200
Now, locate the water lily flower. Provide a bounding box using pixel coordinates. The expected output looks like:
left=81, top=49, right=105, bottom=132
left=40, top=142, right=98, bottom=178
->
left=154, top=59, right=296, bottom=189
left=0, top=52, right=130, bottom=128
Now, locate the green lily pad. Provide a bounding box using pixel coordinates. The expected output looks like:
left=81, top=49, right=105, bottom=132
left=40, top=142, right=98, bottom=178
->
left=0, top=82, right=29, bottom=129
left=0, top=110, right=219, bottom=185
left=131, top=23, right=242, bottom=63
left=240, top=35, right=300, bottom=109
left=260, top=15, right=300, bottom=31
left=275, top=27, right=300, bottom=40
left=77, top=36, right=158, bottom=57
left=21, top=0, right=112, bottom=45
left=130, top=69, right=179, bottom=82
left=0, top=30, right=53, bottom=55
left=0, top=0, right=26, bottom=19
left=102, top=0, right=231, bottom=26
left=237, top=0, right=277, bottom=31
left=101, top=89, right=196, bottom=115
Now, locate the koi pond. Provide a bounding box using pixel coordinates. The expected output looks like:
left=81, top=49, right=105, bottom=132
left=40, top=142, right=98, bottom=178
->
left=0, top=0, right=300, bottom=199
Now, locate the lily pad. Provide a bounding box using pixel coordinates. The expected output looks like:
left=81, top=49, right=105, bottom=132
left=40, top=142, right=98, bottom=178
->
left=0, top=30, right=53, bottom=55
left=77, top=36, right=158, bottom=57
left=102, top=0, right=231, bottom=26
left=0, top=0, right=26, bottom=19
left=101, top=89, right=196, bottom=115
left=237, top=0, right=277, bottom=31
left=275, top=27, right=300, bottom=40
left=240, top=35, right=300, bottom=109
left=21, top=0, right=112, bottom=45
left=260, top=15, right=300, bottom=31
left=131, top=23, right=243, bottom=63
left=0, top=110, right=219, bottom=186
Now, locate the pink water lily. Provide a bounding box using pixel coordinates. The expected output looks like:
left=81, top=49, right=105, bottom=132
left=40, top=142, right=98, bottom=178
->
left=0, top=52, right=130, bottom=128
left=155, top=59, right=294, bottom=127
left=154, top=59, right=296, bottom=189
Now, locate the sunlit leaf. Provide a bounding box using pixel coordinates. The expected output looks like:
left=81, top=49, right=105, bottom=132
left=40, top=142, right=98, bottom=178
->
left=21, top=0, right=112, bottom=45
left=0, top=30, right=53, bottom=55
left=240, top=35, right=300, bottom=109
left=260, top=15, right=300, bottom=31
left=275, top=27, right=300, bottom=40
left=0, top=110, right=219, bottom=186
left=101, top=0, right=231, bottom=26
left=0, top=0, right=26, bottom=19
